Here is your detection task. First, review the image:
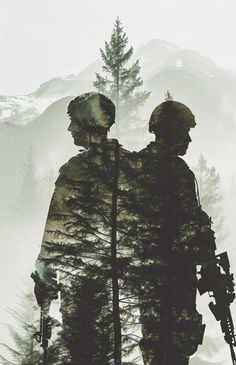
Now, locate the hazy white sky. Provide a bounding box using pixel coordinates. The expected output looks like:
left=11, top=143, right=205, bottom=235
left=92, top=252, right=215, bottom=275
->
left=1, top=0, right=236, bottom=95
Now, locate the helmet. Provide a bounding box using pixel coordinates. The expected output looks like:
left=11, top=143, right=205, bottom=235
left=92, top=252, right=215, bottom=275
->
left=149, top=100, right=196, bottom=135
left=68, top=92, right=115, bottom=131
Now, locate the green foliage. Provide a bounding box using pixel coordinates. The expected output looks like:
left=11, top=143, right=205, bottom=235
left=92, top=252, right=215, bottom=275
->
left=39, top=145, right=143, bottom=364
left=0, top=290, right=41, bottom=365
left=40, top=146, right=122, bottom=364
left=94, top=17, right=150, bottom=129
left=59, top=276, right=113, bottom=365
left=12, top=146, right=40, bottom=224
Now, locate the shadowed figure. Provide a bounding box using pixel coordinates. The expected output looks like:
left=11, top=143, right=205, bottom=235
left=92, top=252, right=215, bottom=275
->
left=32, top=92, right=130, bottom=365
left=131, top=100, right=216, bottom=365
left=32, top=95, right=217, bottom=364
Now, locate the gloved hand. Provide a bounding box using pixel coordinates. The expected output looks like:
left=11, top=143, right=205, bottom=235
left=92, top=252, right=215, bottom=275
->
left=31, top=270, right=59, bottom=308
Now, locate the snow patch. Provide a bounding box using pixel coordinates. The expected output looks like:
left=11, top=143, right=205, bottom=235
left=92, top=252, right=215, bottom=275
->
left=0, top=95, right=60, bottom=125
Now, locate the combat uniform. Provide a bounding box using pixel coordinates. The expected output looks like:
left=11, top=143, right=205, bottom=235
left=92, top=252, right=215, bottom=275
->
left=131, top=101, right=216, bottom=365
left=36, top=140, right=130, bottom=365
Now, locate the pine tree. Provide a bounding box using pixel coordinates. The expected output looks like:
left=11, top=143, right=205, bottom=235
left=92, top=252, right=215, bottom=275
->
left=39, top=168, right=58, bottom=215
left=93, top=17, right=150, bottom=132
left=193, top=154, right=227, bottom=245
left=40, top=145, right=141, bottom=365
left=41, top=147, right=118, bottom=365
left=0, top=290, right=42, bottom=365
left=15, top=146, right=39, bottom=223
left=165, top=90, right=173, bottom=101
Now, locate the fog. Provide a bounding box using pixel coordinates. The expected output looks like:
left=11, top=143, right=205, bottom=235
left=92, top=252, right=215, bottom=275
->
left=1, top=1, right=236, bottom=364
left=1, top=0, right=236, bottom=94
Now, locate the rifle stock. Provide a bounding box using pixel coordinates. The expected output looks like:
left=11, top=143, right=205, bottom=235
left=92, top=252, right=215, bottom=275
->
left=198, top=251, right=236, bottom=365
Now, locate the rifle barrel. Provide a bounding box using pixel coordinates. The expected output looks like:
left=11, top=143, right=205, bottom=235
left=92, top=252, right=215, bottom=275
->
left=229, top=342, right=236, bottom=365
left=43, top=346, right=48, bottom=365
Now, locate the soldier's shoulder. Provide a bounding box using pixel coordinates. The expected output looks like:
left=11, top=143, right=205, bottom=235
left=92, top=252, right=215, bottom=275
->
left=174, top=157, right=192, bottom=171
left=107, top=139, right=131, bottom=154
left=56, top=151, right=88, bottom=185
left=107, top=139, right=132, bottom=162
left=137, top=142, right=159, bottom=158
left=173, top=156, right=188, bottom=167
left=173, top=157, right=195, bottom=183
left=136, top=143, right=160, bottom=170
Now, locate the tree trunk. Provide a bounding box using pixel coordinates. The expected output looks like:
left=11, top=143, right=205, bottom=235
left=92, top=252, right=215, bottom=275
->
left=111, top=140, right=122, bottom=365
left=115, top=66, right=120, bottom=136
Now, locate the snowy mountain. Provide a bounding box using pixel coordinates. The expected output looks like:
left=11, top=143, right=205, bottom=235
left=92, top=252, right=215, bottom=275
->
left=1, top=39, right=236, bottom=146
left=0, top=77, right=92, bottom=126
left=1, top=38, right=236, bottom=184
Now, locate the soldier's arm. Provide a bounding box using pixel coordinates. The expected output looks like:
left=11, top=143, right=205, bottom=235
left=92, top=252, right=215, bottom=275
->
left=33, top=154, right=85, bottom=308
left=189, top=169, right=217, bottom=264
left=177, top=158, right=216, bottom=264
left=33, top=173, right=66, bottom=310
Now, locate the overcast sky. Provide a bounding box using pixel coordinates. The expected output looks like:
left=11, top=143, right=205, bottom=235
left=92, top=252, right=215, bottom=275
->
left=1, top=0, right=236, bottom=95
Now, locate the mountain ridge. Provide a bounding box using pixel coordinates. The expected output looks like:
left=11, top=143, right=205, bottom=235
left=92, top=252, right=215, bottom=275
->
left=1, top=38, right=236, bottom=128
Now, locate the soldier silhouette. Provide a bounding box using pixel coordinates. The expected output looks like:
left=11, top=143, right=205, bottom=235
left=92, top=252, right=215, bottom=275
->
left=131, top=100, right=217, bottom=365
left=32, top=92, right=131, bottom=365
left=32, top=94, right=218, bottom=365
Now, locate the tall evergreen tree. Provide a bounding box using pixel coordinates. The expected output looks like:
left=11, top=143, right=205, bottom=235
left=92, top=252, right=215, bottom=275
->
left=0, top=290, right=41, bottom=365
left=40, top=146, right=119, bottom=365
left=15, top=146, right=39, bottom=223
left=93, top=17, right=150, bottom=131
left=39, top=144, right=140, bottom=365
left=228, top=175, right=236, bottom=237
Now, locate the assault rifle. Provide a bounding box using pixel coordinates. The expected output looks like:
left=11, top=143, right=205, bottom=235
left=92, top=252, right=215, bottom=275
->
left=198, top=252, right=236, bottom=365
left=34, top=312, right=52, bottom=365
left=31, top=270, right=61, bottom=365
